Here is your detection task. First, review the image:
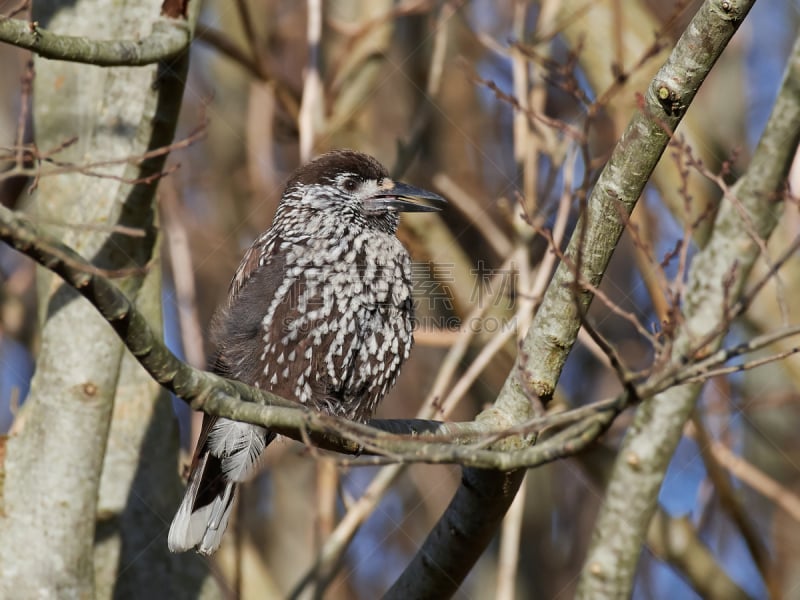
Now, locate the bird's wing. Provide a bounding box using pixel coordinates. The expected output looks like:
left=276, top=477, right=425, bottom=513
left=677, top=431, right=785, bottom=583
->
left=229, top=237, right=268, bottom=299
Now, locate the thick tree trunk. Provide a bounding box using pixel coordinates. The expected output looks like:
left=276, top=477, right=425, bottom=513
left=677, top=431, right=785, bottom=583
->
left=0, top=1, right=217, bottom=597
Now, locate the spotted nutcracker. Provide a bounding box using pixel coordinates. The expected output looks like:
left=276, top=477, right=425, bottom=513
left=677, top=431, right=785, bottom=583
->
left=168, top=150, right=445, bottom=554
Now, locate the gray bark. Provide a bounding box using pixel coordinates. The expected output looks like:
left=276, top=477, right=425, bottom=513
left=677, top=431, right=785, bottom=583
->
left=0, top=1, right=217, bottom=597
left=387, top=0, right=757, bottom=596
left=576, top=27, right=800, bottom=600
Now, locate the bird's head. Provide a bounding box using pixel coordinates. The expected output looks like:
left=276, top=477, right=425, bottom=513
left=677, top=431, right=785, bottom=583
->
left=277, top=150, right=445, bottom=235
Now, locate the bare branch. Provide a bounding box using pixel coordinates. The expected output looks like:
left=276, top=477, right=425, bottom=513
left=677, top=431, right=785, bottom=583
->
left=578, top=18, right=800, bottom=599
left=0, top=14, right=191, bottom=65
left=394, top=0, right=759, bottom=596
left=0, top=202, right=622, bottom=468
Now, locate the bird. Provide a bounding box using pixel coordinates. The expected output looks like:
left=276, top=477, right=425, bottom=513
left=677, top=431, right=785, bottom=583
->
left=168, top=149, right=445, bottom=555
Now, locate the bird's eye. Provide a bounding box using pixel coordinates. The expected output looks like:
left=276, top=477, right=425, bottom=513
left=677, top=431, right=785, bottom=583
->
left=340, top=177, right=358, bottom=192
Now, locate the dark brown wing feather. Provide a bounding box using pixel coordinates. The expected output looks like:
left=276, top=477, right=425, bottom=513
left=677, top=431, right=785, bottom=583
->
left=179, top=245, right=285, bottom=529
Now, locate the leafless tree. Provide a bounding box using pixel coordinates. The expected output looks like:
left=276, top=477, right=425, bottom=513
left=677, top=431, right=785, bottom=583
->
left=1, top=1, right=798, bottom=599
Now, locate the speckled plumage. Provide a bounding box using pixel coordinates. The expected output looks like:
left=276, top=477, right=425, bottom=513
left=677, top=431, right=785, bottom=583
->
left=168, top=150, right=445, bottom=555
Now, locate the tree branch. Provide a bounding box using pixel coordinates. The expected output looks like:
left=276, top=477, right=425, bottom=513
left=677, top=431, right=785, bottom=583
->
left=577, top=24, right=800, bottom=599
left=387, top=0, right=758, bottom=596
left=0, top=1, right=214, bottom=597
left=0, top=201, right=630, bottom=468
left=0, top=12, right=191, bottom=65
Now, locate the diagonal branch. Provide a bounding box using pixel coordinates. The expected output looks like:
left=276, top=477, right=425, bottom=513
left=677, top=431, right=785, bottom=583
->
left=577, top=25, right=800, bottom=599
left=386, top=0, right=758, bottom=597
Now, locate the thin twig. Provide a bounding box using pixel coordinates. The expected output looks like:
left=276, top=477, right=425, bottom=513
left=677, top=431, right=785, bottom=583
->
left=540, top=225, right=660, bottom=347
left=683, top=347, right=800, bottom=383
left=9, top=123, right=206, bottom=191
left=675, top=135, right=789, bottom=323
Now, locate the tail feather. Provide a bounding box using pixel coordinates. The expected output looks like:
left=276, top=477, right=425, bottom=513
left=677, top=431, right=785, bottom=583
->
left=168, top=417, right=271, bottom=555
left=167, top=452, right=231, bottom=554
left=199, top=480, right=236, bottom=555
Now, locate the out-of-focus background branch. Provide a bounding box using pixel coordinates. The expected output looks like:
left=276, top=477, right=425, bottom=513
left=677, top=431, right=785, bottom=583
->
left=1, top=0, right=799, bottom=598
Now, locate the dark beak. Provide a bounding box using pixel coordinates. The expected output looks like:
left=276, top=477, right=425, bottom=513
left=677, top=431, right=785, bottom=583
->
left=363, top=181, right=446, bottom=214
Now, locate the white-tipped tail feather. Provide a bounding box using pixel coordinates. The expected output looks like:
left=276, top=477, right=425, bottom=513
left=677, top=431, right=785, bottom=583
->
left=168, top=419, right=269, bottom=555
left=168, top=453, right=213, bottom=553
